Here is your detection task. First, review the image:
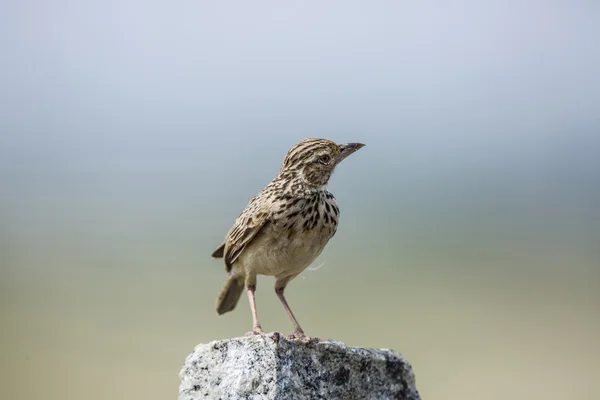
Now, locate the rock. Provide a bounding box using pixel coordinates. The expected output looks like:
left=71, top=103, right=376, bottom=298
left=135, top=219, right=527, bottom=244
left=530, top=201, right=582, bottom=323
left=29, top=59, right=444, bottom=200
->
left=179, top=332, right=421, bottom=400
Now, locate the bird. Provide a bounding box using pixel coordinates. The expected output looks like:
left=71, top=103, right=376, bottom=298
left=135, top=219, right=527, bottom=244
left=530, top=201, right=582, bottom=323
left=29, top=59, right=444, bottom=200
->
left=211, top=138, right=365, bottom=339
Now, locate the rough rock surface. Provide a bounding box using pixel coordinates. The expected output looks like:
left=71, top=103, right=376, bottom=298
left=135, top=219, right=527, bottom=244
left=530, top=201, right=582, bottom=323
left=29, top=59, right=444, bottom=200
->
left=179, top=332, right=420, bottom=400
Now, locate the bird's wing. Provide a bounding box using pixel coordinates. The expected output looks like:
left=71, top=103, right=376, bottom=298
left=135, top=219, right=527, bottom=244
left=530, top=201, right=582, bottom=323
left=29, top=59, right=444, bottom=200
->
left=211, top=243, right=225, bottom=258
left=222, top=196, right=270, bottom=272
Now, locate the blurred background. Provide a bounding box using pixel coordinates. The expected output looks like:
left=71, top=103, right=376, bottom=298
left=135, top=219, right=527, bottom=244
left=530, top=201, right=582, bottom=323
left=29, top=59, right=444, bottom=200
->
left=1, top=1, right=599, bottom=399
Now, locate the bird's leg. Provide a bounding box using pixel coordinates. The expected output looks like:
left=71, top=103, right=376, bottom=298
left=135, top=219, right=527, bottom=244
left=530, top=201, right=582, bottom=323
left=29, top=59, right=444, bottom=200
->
left=275, top=279, right=305, bottom=339
left=245, top=274, right=263, bottom=335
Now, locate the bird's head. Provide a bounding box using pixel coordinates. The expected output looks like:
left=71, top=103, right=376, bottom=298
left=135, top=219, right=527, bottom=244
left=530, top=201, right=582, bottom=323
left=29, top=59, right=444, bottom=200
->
left=279, top=138, right=365, bottom=187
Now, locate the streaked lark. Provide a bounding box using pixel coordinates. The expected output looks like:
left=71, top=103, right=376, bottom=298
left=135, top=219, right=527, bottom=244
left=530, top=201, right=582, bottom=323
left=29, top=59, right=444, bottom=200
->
left=212, top=138, right=364, bottom=338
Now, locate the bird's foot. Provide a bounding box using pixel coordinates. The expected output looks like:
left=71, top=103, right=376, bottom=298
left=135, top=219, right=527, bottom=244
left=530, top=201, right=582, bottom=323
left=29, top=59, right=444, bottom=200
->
left=286, top=330, right=311, bottom=341
left=245, top=326, right=264, bottom=336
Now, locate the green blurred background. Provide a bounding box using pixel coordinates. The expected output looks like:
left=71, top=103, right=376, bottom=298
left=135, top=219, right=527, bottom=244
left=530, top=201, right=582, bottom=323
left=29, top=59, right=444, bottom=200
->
left=1, top=2, right=599, bottom=399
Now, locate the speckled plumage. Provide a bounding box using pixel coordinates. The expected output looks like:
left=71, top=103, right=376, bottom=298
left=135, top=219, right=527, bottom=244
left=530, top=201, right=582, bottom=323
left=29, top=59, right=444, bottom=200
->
left=212, top=138, right=364, bottom=338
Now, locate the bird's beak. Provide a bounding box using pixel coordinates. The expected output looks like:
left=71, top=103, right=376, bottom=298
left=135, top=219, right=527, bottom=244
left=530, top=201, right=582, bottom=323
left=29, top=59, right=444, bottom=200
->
left=337, top=142, right=365, bottom=164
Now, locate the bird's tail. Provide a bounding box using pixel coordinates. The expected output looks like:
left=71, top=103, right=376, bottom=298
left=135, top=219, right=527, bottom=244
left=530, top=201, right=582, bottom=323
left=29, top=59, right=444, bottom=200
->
left=216, top=275, right=244, bottom=315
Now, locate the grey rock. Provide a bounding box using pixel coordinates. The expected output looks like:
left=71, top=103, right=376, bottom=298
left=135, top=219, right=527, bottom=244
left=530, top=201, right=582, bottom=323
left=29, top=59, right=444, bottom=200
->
left=179, top=332, right=420, bottom=400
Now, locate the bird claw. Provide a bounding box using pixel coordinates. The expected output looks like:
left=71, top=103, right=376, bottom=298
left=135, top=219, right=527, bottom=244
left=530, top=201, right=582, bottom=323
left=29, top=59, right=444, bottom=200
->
left=245, top=327, right=264, bottom=336
left=286, top=331, right=308, bottom=340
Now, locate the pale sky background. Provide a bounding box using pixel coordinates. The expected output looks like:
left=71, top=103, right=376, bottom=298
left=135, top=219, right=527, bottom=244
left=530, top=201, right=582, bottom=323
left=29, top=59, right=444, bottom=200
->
left=1, top=2, right=599, bottom=400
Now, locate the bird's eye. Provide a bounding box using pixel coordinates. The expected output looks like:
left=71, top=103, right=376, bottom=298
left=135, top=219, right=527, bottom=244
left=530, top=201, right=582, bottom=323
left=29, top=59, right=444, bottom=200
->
left=319, top=154, right=331, bottom=164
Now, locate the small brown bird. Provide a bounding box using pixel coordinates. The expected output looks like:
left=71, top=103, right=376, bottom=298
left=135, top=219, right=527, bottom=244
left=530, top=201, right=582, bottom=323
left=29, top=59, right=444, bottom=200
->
left=212, top=138, right=364, bottom=338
